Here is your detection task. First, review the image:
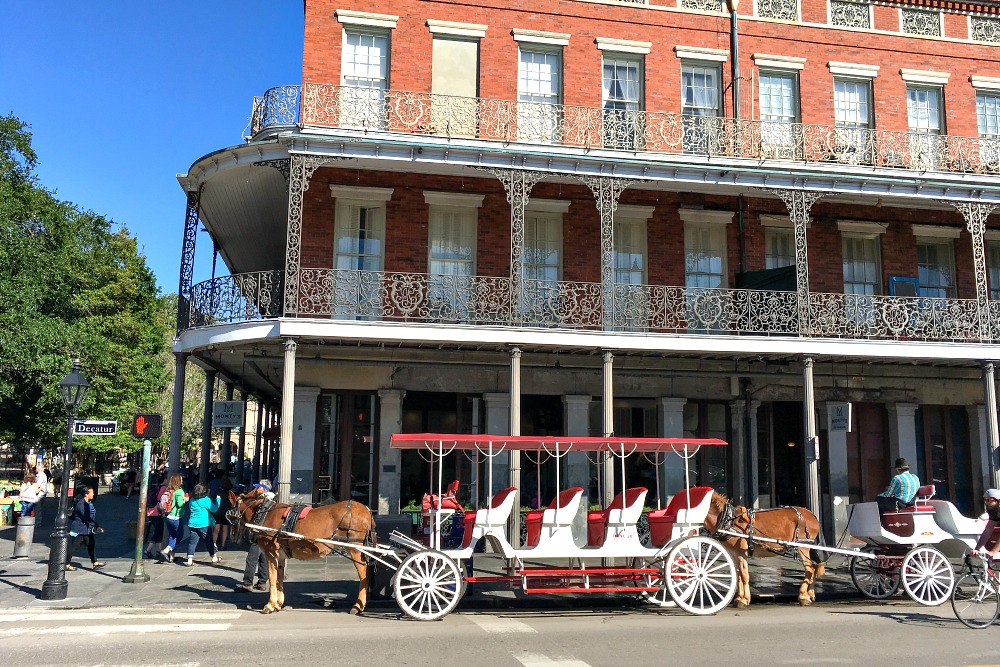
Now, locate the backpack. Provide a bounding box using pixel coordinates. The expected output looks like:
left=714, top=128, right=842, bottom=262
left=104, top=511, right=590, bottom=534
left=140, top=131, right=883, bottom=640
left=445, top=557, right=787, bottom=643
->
left=159, top=490, right=174, bottom=514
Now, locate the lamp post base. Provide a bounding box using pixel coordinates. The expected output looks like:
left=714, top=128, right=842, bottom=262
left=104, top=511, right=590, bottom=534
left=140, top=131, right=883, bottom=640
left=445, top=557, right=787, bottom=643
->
left=122, top=561, right=149, bottom=584
left=40, top=579, right=68, bottom=601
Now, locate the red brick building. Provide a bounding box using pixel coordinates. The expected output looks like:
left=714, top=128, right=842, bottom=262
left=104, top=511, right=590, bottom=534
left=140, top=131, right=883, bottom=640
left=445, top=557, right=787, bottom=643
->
left=173, top=0, right=1000, bottom=538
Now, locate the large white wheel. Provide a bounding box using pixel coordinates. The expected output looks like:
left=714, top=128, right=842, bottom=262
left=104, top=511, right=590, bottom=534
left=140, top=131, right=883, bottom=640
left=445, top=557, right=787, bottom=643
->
left=393, top=549, right=463, bottom=621
left=637, top=557, right=676, bottom=608
left=901, top=546, right=955, bottom=606
left=664, top=536, right=737, bottom=615
left=850, top=548, right=901, bottom=600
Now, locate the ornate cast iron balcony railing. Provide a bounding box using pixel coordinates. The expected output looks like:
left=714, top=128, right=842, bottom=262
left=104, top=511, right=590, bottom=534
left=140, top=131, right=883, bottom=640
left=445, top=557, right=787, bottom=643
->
left=188, top=271, right=284, bottom=327
left=181, top=268, right=997, bottom=343
left=246, top=84, right=1000, bottom=176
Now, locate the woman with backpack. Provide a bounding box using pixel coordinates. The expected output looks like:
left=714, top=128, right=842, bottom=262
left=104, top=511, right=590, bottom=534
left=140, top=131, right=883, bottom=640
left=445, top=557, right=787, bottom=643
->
left=184, top=482, right=221, bottom=567
left=143, top=473, right=166, bottom=558
left=158, top=474, right=186, bottom=563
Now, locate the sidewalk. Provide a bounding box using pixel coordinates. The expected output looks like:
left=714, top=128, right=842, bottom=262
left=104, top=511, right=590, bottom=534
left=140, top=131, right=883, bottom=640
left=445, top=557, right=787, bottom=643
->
left=0, top=488, right=864, bottom=612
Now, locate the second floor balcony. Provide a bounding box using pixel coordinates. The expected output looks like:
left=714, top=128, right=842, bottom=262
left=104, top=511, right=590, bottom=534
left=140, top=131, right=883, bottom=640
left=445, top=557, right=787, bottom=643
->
left=186, top=269, right=1000, bottom=344
left=249, top=84, right=1000, bottom=177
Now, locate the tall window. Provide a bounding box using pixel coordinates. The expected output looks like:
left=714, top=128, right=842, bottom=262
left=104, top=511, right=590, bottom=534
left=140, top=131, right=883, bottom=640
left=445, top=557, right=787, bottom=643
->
left=614, top=218, right=647, bottom=286
left=430, top=31, right=481, bottom=136
left=907, top=86, right=943, bottom=169
left=428, top=202, right=479, bottom=320
left=685, top=224, right=727, bottom=289
left=524, top=213, right=562, bottom=283
left=916, top=238, right=956, bottom=298
left=331, top=185, right=392, bottom=319
left=833, top=78, right=872, bottom=162
left=602, top=55, right=643, bottom=149
left=759, top=71, right=799, bottom=158
left=988, top=241, right=1000, bottom=300
left=842, top=235, right=881, bottom=295
left=681, top=63, right=722, bottom=154
left=976, top=90, right=1000, bottom=169
left=764, top=227, right=795, bottom=269
left=341, top=30, right=390, bottom=128
left=518, top=48, right=561, bottom=142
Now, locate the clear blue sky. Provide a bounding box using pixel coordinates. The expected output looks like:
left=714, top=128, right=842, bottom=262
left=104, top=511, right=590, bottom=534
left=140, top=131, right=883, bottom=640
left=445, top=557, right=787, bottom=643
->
left=1, top=2, right=304, bottom=294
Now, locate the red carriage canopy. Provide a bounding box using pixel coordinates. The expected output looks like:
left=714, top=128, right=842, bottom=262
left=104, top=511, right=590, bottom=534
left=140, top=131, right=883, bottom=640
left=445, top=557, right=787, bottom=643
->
left=389, top=433, right=727, bottom=453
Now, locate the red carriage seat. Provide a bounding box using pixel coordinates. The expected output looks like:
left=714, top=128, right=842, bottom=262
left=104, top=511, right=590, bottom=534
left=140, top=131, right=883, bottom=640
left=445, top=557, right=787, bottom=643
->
left=525, top=487, right=585, bottom=547
left=461, top=486, right=518, bottom=549
left=587, top=487, right=648, bottom=547
left=887, top=484, right=937, bottom=515
left=646, top=486, right=715, bottom=547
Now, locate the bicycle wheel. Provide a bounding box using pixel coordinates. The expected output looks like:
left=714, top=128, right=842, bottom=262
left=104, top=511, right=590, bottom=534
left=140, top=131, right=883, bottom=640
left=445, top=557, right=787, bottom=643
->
left=951, top=573, right=1000, bottom=629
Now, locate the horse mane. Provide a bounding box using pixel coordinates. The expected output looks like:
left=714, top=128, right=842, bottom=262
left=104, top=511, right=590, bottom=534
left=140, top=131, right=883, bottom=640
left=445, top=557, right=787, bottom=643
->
left=711, top=491, right=729, bottom=507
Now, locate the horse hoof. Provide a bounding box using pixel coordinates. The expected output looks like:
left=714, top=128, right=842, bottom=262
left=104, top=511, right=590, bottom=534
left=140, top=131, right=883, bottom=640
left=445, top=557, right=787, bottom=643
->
left=350, top=604, right=364, bottom=616
left=737, top=601, right=749, bottom=609
left=261, top=607, right=275, bottom=614
left=798, top=599, right=812, bottom=607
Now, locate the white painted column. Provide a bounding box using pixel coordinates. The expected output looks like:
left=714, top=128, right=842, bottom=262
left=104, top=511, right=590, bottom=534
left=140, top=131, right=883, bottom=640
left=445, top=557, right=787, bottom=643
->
left=747, top=400, right=761, bottom=509
left=823, top=402, right=851, bottom=543
left=887, top=403, right=919, bottom=467
left=509, top=347, right=522, bottom=547
left=983, top=361, right=1000, bottom=488
left=377, top=389, right=406, bottom=515
left=562, top=395, right=592, bottom=490
left=601, top=350, right=615, bottom=508
left=277, top=338, right=297, bottom=504
left=658, top=397, right=687, bottom=500
left=728, top=399, right=748, bottom=505
left=288, top=386, right=321, bottom=504
left=802, top=358, right=820, bottom=518
left=483, top=393, right=511, bottom=491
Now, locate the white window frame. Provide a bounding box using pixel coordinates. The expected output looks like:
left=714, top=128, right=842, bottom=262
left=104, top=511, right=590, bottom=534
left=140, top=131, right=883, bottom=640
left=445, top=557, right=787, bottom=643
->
left=681, top=209, right=731, bottom=289
left=838, top=221, right=885, bottom=295
left=913, top=225, right=960, bottom=299
left=523, top=199, right=568, bottom=283
left=613, top=206, right=653, bottom=287
left=973, top=77, right=1000, bottom=168
left=762, top=216, right=795, bottom=270
left=987, top=231, right=1000, bottom=300
left=330, top=185, right=394, bottom=319
left=754, top=56, right=804, bottom=159
left=516, top=40, right=564, bottom=143
left=340, top=28, right=391, bottom=129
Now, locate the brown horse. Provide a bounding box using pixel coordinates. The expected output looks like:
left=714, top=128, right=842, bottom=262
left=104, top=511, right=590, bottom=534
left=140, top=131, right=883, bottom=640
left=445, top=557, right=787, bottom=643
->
left=703, top=492, right=827, bottom=608
left=228, top=488, right=377, bottom=614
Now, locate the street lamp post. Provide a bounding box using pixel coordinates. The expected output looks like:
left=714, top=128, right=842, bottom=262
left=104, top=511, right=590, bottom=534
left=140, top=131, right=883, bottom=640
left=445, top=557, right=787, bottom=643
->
left=40, top=360, right=90, bottom=601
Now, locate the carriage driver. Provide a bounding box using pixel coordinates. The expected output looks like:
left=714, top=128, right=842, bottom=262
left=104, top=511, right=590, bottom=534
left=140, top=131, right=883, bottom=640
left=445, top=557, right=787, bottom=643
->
left=971, top=488, right=1000, bottom=562
left=875, top=457, right=920, bottom=513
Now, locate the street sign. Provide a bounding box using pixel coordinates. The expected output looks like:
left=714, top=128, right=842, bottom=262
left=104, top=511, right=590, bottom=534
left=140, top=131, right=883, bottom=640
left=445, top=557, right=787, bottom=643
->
left=73, top=420, right=118, bottom=436
left=132, top=413, right=163, bottom=439
left=212, top=400, right=245, bottom=428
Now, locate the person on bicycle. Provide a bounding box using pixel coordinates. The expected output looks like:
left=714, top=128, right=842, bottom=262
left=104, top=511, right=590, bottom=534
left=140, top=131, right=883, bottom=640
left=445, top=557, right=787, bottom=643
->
left=875, top=457, right=920, bottom=513
left=971, top=488, right=1000, bottom=562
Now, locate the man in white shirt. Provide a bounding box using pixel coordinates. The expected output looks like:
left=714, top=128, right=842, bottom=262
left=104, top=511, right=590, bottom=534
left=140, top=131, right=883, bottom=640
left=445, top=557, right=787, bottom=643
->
left=34, top=466, right=48, bottom=523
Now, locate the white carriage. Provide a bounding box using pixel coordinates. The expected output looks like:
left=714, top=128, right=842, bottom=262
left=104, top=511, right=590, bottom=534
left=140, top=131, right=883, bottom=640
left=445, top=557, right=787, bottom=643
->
left=385, top=433, right=739, bottom=620
left=846, top=485, right=990, bottom=606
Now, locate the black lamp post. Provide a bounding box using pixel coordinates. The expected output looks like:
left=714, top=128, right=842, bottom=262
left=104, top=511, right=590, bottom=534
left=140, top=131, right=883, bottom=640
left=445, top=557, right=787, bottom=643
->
left=40, top=359, right=90, bottom=600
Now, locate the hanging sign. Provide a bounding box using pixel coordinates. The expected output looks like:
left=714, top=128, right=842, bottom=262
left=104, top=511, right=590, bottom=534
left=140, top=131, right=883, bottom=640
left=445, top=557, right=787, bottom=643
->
left=828, top=402, right=852, bottom=432
left=212, top=400, right=245, bottom=428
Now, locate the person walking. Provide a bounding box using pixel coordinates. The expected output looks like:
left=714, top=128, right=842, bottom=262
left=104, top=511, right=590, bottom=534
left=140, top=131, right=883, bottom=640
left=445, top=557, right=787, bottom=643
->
left=143, top=473, right=166, bottom=558
left=235, top=480, right=273, bottom=592
left=184, top=483, right=221, bottom=567
left=34, top=466, right=48, bottom=522
left=65, top=485, right=105, bottom=570
left=158, top=474, right=186, bottom=563
left=212, top=477, right=234, bottom=551
left=18, top=471, right=42, bottom=517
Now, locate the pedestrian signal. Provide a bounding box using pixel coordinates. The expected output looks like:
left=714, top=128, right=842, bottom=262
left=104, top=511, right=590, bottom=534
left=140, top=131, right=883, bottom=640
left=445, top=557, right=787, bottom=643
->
left=132, top=413, right=162, bottom=439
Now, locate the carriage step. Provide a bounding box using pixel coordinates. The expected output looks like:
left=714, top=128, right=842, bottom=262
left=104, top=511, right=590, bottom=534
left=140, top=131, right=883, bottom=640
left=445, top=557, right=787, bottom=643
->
left=517, top=568, right=660, bottom=577
left=523, top=585, right=661, bottom=594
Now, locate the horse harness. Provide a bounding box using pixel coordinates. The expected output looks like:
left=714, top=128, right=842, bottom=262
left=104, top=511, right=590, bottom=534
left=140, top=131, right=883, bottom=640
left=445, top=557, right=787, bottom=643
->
left=716, top=501, right=818, bottom=559
left=240, top=498, right=373, bottom=553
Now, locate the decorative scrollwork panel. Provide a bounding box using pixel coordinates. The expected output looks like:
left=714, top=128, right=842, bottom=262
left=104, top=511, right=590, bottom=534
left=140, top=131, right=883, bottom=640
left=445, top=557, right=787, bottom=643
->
left=188, top=272, right=284, bottom=328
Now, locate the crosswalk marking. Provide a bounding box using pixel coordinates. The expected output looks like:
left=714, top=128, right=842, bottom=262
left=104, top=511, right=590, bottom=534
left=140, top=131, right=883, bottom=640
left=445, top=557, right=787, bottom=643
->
left=0, top=623, right=231, bottom=637
left=466, top=614, right=537, bottom=634
left=0, top=611, right=241, bottom=623
left=514, top=653, right=591, bottom=667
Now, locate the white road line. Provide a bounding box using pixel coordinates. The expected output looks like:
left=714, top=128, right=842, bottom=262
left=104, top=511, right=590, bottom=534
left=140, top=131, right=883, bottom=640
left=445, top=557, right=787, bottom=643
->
left=514, top=653, right=591, bottom=667
left=80, top=663, right=200, bottom=667
left=0, top=623, right=231, bottom=637
left=0, top=611, right=241, bottom=623
left=466, top=614, right=537, bottom=634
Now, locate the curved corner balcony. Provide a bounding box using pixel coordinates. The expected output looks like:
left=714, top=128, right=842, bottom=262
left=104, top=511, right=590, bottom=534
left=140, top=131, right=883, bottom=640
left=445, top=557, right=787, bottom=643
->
left=185, top=269, right=1000, bottom=344
left=248, top=84, right=1000, bottom=177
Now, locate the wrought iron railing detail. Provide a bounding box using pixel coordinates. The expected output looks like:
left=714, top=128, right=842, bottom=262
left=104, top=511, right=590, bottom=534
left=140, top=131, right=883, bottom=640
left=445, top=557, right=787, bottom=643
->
left=274, top=84, right=1000, bottom=176
left=829, top=0, right=870, bottom=28
left=972, top=16, right=1000, bottom=43
left=901, top=8, right=941, bottom=36
left=188, top=271, right=284, bottom=327
left=808, top=292, right=982, bottom=340
left=250, top=85, right=301, bottom=136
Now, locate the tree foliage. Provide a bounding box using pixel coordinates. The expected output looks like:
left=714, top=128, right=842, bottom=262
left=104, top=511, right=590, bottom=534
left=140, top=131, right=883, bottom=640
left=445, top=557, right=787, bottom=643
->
left=0, top=115, right=169, bottom=455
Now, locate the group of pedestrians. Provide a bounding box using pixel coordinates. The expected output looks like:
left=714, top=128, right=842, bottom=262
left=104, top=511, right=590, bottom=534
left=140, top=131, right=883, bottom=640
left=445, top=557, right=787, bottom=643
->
left=142, top=469, right=234, bottom=567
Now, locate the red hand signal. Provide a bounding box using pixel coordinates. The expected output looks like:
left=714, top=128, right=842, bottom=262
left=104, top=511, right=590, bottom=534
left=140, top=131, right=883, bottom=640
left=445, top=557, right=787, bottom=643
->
left=135, top=415, right=148, bottom=435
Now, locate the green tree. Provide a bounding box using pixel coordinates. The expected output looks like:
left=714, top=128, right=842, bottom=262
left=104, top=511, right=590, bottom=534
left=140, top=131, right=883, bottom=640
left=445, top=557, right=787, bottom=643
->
left=0, top=115, right=169, bottom=460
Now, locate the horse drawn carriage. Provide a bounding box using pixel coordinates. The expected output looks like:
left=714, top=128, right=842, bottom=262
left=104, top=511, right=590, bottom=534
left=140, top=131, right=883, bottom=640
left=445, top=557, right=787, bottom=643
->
left=845, top=487, right=990, bottom=606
